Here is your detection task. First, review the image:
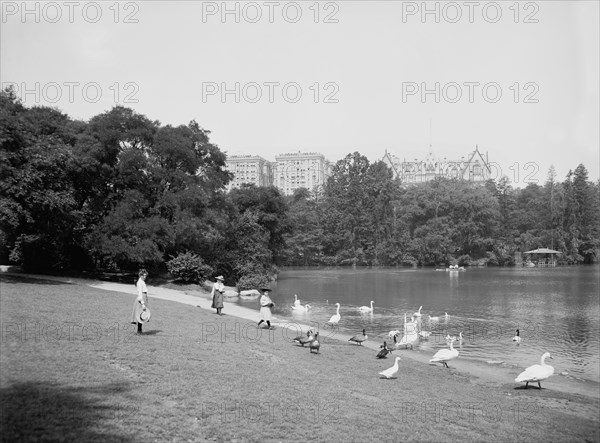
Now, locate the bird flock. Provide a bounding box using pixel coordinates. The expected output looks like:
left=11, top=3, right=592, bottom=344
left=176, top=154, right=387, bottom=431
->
left=289, top=295, right=555, bottom=388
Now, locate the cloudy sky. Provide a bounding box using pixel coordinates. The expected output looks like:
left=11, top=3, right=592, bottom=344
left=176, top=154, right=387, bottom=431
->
left=2, top=1, right=598, bottom=186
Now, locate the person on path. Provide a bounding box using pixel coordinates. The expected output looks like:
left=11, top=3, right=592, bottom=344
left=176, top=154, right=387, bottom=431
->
left=257, top=288, right=274, bottom=329
left=211, top=275, right=225, bottom=315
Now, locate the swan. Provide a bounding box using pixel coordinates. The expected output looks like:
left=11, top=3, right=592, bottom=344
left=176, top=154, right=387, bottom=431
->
left=445, top=312, right=449, bottom=320
left=379, top=357, right=402, bottom=379
left=446, top=332, right=463, bottom=343
left=291, top=303, right=311, bottom=312
left=513, top=329, right=521, bottom=343
left=349, top=329, right=368, bottom=345
left=327, top=303, right=341, bottom=325
left=293, top=294, right=301, bottom=307
left=413, top=306, right=423, bottom=318
left=515, top=352, right=554, bottom=389
left=358, top=301, right=374, bottom=313
left=376, top=342, right=392, bottom=359
left=430, top=338, right=459, bottom=368
left=393, top=331, right=419, bottom=350
left=309, top=333, right=320, bottom=354
left=388, top=330, right=401, bottom=339
left=429, top=314, right=440, bottom=322
left=419, top=330, right=431, bottom=339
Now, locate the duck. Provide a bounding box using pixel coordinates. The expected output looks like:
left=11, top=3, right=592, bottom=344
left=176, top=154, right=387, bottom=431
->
left=515, top=352, right=554, bottom=389
left=291, top=303, right=311, bottom=312
left=376, top=342, right=392, bottom=359
left=358, top=300, right=374, bottom=313
left=379, top=357, right=402, bottom=379
left=296, top=331, right=316, bottom=347
left=292, top=330, right=312, bottom=344
left=430, top=337, right=459, bottom=368
left=349, top=329, right=368, bottom=345
left=513, top=329, right=521, bottom=343
left=388, top=330, right=401, bottom=339
left=327, top=303, right=341, bottom=325
left=309, top=333, right=320, bottom=354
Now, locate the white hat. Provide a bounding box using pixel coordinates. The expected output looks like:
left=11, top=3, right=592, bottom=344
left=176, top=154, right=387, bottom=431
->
left=216, top=275, right=224, bottom=281
left=138, top=308, right=152, bottom=323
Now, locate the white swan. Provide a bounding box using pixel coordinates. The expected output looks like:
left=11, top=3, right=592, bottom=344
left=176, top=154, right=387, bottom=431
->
left=293, top=294, right=301, bottom=307
left=358, top=301, right=374, bottom=313
left=291, top=303, right=311, bottom=312
left=327, top=303, right=341, bottom=325
left=515, top=352, right=554, bottom=389
left=419, top=330, right=431, bottom=339
left=430, top=338, right=459, bottom=368
left=413, top=306, right=423, bottom=317
left=429, top=314, right=440, bottom=322
left=379, top=356, right=402, bottom=379
left=512, top=329, right=521, bottom=343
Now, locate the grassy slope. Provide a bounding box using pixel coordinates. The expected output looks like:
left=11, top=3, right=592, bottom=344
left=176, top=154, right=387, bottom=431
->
left=1, top=274, right=598, bottom=442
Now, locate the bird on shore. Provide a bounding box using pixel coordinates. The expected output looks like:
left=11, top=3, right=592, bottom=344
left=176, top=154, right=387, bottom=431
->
left=393, top=332, right=419, bottom=350
left=296, top=331, right=316, bottom=347
left=358, top=301, right=374, bottom=313
left=376, top=342, right=392, bottom=359
left=292, top=330, right=312, bottom=344
left=429, top=314, right=440, bottom=322
left=327, top=303, right=341, bottom=325
left=309, top=333, right=320, bottom=354
left=513, top=329, right=522, bottom=343
left=379, top=357, right=402, bottom=379
left=293, top=294, right=301, bottom=307
left=515, top=352, right=554, bottom=389
left=388, top=330, right=401, bottom=339
left=349, top=329, right=368, bottom=345
left=430, top=337, right=459, bottom=368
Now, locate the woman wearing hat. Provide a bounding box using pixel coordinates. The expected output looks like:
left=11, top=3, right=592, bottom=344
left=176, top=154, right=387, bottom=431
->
left=211, top=275, right=225, bottom=315
left=257, top=288, right=274, bottom=329
left=131, top=269, right=150, bottom=334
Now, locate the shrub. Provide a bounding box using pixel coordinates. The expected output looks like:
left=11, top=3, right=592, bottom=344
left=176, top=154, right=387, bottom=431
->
left=166, top=252, right=214, bottom=283
left=236, top=273, right=271, bottom=292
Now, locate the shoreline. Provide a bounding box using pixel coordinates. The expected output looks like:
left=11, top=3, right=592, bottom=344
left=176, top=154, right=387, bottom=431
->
left=4, top=270, right=599, bottom=402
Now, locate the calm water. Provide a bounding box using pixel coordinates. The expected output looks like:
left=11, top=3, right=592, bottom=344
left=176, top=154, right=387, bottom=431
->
left=240, top=266, right=600, bottom=383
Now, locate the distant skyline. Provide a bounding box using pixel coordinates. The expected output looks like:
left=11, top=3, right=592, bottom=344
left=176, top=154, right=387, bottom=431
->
left=2, top=1, right=598, bottom=187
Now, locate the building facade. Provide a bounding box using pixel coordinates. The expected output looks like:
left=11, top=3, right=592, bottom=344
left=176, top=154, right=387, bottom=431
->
left=382, top=146, right=491, bottom=185
left=224, top=155, right=271, bottom=192
left=272, top=151, right=332, bottom=196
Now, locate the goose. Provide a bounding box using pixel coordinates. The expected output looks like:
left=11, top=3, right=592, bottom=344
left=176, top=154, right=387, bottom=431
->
left=349, top=329, right=368, bottom=345
left=515, top=352, right=554, bottom=389
left=358, top=301, right=374, bottom=313
left=293, top=294, right=301, bottom=307
left=379, top=357, right=402, bottom=379
left=327, top=303, right=341, bottom=325
left=388, top=330, right=401, bottom=339
left=309, top=333, right=320, bottom=354
left=430, top=338, right=459, bottom=368
left=512, top=329, right=521, bottom=343
left=296, top=331, right=316, bottom=347
left=376, top=342, right=392, bottom=359
left=291, top=303, right=311, bottom=312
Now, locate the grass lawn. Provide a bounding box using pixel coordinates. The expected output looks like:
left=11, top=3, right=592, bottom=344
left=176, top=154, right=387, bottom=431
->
left=1, top=274, right=599, bottom=442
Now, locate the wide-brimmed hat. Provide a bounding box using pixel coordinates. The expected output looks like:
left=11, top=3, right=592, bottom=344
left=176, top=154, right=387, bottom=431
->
left=138, top=308, right=152, bottom=323
left=216, top=275, right=224, bottom=281
left=261, top=287, right=271, bottom=292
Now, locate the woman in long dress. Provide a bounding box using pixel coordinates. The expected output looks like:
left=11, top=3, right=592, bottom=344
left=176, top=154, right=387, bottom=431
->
left=257, top=288, right=274, bottom=329
left=211, top=275, right=225, bottom=315
left=131, top=269, right=149, bottom=334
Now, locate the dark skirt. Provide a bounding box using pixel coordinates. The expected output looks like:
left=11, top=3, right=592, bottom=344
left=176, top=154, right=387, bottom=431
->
left=212, top=291, right=224, bottom=308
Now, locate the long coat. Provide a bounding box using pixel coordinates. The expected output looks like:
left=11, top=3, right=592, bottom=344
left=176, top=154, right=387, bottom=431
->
left=130, top=279, right=148, bottom=324
left=211, top=281, right=225, bottom=308
left=259, top=294, right=273, bottom=321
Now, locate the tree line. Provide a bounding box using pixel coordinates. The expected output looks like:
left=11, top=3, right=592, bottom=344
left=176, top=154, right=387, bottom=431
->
left=1, top=90, right=598, bottom=288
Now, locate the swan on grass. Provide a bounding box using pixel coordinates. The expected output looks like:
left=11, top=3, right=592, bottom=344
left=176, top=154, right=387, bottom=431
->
left=327, top=303, right=341, bottom=325
left=358, top=301, right=374, bottom=313
left=349, top=329, right=368, bottom=345
left=513, top=329, right=521, bottom=343
left=515, top=352, right=554, bottom=389
left=430, top=337, right=459, bottom=368
left=379, top=357, right=402, bottom=379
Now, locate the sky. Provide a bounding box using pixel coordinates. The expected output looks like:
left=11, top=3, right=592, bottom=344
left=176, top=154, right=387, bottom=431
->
left=2, top=1, right=599, bottom=187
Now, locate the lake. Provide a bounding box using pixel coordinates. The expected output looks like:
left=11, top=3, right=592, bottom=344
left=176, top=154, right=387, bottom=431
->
left=241, top=266, right=600, bottom=383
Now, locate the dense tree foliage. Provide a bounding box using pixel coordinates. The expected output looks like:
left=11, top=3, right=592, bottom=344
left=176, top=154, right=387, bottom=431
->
left=1, top=88, right=598, bottom=283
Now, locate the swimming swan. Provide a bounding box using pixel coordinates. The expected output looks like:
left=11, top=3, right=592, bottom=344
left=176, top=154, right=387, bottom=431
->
left=291, top=303, right=311, bottom=312
left=358, top=301, right=374, bottom=313
left=293, top=294, right=301, bottom=307
left=515, top=352, right=554, bottom=389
